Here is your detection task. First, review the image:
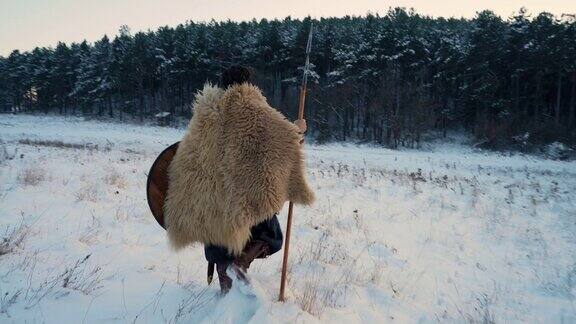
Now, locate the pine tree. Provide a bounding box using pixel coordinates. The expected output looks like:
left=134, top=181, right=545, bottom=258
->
left=1, top=9, right=574, bottom=148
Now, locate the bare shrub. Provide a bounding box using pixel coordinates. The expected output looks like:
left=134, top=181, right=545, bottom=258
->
left=17, top=167, right=46, bottom=186
left=0, top=221, right=29, bottom=256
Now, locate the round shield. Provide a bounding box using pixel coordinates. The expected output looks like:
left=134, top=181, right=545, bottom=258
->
left=146, top=142, right=180, bottom=229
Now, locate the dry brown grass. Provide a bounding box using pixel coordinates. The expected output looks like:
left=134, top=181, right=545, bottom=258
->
left=297, top=272, right=323, bottom=315
left=18, top=139, right=110, bottom=151
left=76, top=182, right=99, bottom=202
left=17, top=167, right=46, bottom=186
left=294, top=265, right=354, bottom=316
left=291, top=235, right=359, bottom=317
left=78, top=227, right=99, bottom=245
left=103, top=167, right=127, bottom=189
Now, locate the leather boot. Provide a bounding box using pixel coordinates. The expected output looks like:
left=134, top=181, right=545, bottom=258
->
left=233, top=240, right=270, bottom=272
left=216, top=262, right=232, bottom=294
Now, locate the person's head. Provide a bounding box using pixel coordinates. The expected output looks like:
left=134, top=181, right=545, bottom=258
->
left=220, top=65, right=251, bottom=88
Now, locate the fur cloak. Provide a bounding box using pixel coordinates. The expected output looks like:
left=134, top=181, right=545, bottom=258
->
left=164, top=83, right=315, bottom=255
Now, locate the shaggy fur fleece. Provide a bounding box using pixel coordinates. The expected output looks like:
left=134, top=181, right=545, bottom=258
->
left=164, top=83, right=314, bottom=255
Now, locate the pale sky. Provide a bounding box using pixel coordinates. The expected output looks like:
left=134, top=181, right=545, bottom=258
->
left=1, top=0, right=575, bottom=56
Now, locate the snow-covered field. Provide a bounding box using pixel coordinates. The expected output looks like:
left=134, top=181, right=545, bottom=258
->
left=1, top=114, right=575, bottom=323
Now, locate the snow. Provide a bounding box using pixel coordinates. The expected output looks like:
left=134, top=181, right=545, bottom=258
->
left=155, top=112, right=171, bottom=118
left=1, top=114, right=575, bottom=323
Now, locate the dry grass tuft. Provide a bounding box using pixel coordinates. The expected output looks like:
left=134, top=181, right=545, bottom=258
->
left=292, top=236, right=358, bottom=316
left=103, top=167, right=127, bottom=189
left=61, top=254, right=103, bottom=295
left=0, top=143, right=16, bottom=165
left=18, top=139, right=109, bottom=151
left=17, top=167, right=46, bottom=186
left=0, top=221, right=29, bottom=257
left=297, top=272, right=323, bottom=315
left=294, top=265, right=354, bottom=316
left=0, top=290, right=21, bottom=314
left=20, top=254, right=104, bottom=310
left=169, top=285, right=214, bottom=323
left=76, top=182, right=99, bottom=202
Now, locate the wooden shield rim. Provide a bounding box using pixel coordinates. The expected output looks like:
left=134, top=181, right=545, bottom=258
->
left=146, top=141, right=180, bottom=230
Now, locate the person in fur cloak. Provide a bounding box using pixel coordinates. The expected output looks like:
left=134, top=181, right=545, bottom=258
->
left=163, top=66, right=314, bottom=293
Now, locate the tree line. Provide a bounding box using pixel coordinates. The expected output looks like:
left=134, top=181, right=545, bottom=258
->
left=1, top=8, right=575, bottom=149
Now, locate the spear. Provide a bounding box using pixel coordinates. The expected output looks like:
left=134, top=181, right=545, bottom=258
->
left=279, top=23, right=313, bottom=302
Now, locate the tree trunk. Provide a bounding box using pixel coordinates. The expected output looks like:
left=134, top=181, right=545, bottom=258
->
left=569, top=73, right=576, bottom=127
left=555, top=71, right=562, bottom=125
left=514, top=74, right=521, bottom=115
left=108, top=96, right=113, bottom=118
left=139, top=77, right=145, bottom=122
left=342, top=100, right=348, bottom=141
left=534, top=73, right=541, bottom=126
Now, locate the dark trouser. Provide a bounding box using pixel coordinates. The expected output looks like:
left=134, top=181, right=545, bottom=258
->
left=205, top=215, right=283, bottom=292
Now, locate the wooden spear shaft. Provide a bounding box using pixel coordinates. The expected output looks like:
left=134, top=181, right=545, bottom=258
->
left=279, top=24, right=313, bottom=302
